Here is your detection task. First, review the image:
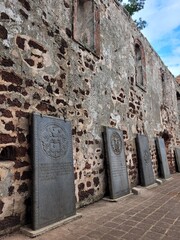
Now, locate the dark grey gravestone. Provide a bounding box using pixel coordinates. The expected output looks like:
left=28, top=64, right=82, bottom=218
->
left=136, top=134, right=155, bottom=186
left=175, top=148, right=180, bottom=172
left=155, top=137, right=170, bottom=179
left=103, top=127, right=130, bottom=199
left=32, top=113, right=76, bottom=230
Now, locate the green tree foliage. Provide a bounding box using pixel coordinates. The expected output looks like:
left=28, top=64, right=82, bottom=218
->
left=118, top=0, right=147, bottom=30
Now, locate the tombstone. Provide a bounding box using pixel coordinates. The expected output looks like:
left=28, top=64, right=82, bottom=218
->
left=32, top=113, right=76, bottom=230
left=103, top=127, right=130, bottom=199
left=175, top=148, right=180, bottom=172
left=155, top=137, right=170, bottom=179
left=136, top=134, right=155, bottom=186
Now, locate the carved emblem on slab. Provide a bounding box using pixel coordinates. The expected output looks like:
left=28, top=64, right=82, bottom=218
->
left=41, top=124, right=68, bottom=158
left=144, top=150, right=150, bottom=164
left=111, top=132, right=122, bottom=155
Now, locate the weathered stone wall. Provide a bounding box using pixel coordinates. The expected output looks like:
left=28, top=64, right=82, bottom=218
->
left=0, top=0, right=179, bottom=231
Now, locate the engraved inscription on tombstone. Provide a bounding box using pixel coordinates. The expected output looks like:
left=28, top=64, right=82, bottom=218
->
left=103, top=127, right=130, bottom=199
left=32, top=113, right=76, bottom=230
left=155, top=137, right=170, bottom=179
left=175, top=148, right=180, bottom=172
left=136, top=134, right=155, bottom=186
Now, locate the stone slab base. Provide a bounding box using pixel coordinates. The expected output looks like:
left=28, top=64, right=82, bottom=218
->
left=166, top=177, right=173, bottom=181
left=156, top=179, right=163, bottom=185
left=156, top=177, right=173, bottom=185
left=21, top=214, right=82, bottom=238
left=132, top=183, right=158, bottom=195
left=132, top=187, right=145, bottom=195
left=146, top=183, right=158, bottom=189
left=103, top=193, right=133, bottom=202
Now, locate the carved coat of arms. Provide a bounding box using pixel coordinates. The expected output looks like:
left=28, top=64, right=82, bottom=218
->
left=41, top=124, right=68, bottom=159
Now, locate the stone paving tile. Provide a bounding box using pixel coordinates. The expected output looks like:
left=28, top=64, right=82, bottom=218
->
left=169, top=225, right=180, bottom=232
left=122, top=232, right=143, bottom=240
left=104, top=221, right=119, bottom=229
left=129, top=227, right=147, bottom=236
left=147, top=212, right=164, bottom=221
left=141, top=208, right=154, bottom=215
left=100, top=233, right=119, bottom=240
left=78, top=236, right=92, bottom=240
left=174, top=219, right=180, bottom=226
left=82, top=223, right=99, bottom=231
left=161, top=235, right=180, bottom=240
left=111, top=217, right=126, bottom=224
left=150, top=225, right=167, bottom=235
left=117, top=223, right=133, bottom=232
left=142, top=231, right=164, bottom=240
left=121, top=220, right=137, bottom=227
left=124, top=210, right=138, bottom=216
left=64, top=234, right=80, bottom=240
left=129, top=215, right=145, bottom=222
left=86, top=230, right=103, bottom=239
left=106, top=212, right=122, bottom=219
left=165, top=229, right=180, bottom=238
left=70, top=228, right=87, bottom=236
left=154, top=209, right=169, bottom=216
left=140, top=217, right=157, bottom=225
left=118, top=214, right=130, bottom=220
left=95, top=226, right=110, bottom=235
left=135, top=222, right=151, bottom=231
left=165, top=212, right=179, bottom=220
left=155, top=221, right=172, bottom=230
left=96, top=215, right=113, bottom=224
left=160, top=216, right=176, bottom=224
left=109, top=229, right=126, bottom=238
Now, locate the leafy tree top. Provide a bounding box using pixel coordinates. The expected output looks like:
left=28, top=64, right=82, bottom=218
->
left=118, top=0, right=147, bottom=30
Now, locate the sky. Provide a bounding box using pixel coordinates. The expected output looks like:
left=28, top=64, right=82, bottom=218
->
left=123, top=0, right=180, bottom=77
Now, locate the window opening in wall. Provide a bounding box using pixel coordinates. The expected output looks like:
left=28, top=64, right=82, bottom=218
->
left=176, top=91, right=180, bottom=122
left=161, top=72, right=165, bottom=82
left=135, top=40, right=146, bottom=91
left=135, top=44, right=143, bottom=85
left=73, top=0, right=100, bottom=56
left=160, top=69, right=166, bottom=102
left=177, top=92, right=180, bottom=100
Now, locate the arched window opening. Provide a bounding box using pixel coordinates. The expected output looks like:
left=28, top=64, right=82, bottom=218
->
left=160, top=68, right=166, bottom=102
left=161, top=72, right=165, bottom=82
left=135, top=44, right=143, bottom=86
left=73, top=0, right=100, bottom=56
left=134, top=40, right=146, bottom=90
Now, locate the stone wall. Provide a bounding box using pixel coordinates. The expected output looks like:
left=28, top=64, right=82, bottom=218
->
left=0, top=0, right=179, bottom=231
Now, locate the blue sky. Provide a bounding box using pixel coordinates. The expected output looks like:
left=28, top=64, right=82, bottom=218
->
left=122, top=0, right=180, bottom=77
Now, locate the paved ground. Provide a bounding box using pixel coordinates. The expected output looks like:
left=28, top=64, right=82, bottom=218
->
left=1, top=174, right=180, bottom=240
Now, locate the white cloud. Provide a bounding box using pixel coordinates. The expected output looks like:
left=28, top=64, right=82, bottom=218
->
left=134, top=0, right=180, bottom=41
left=173, top=46, right=180, bottom=55
left=132, top=0, right=180, bottom=76
left=120, top=1, right=180, bottom=76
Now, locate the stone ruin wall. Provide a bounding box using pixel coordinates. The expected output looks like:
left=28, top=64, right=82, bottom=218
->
left=0, top=0, right=179, bottom=231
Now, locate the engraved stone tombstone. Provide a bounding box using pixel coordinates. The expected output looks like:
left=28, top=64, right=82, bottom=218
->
left=155, top=137, right=170, bottom=179
left=136, top=134, right=155, bottom=186
left=32, top=113, right=76, bottom=230
left=103, top=127, right=130, bottom=199
left=175, top=148, right=180, bottom=172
